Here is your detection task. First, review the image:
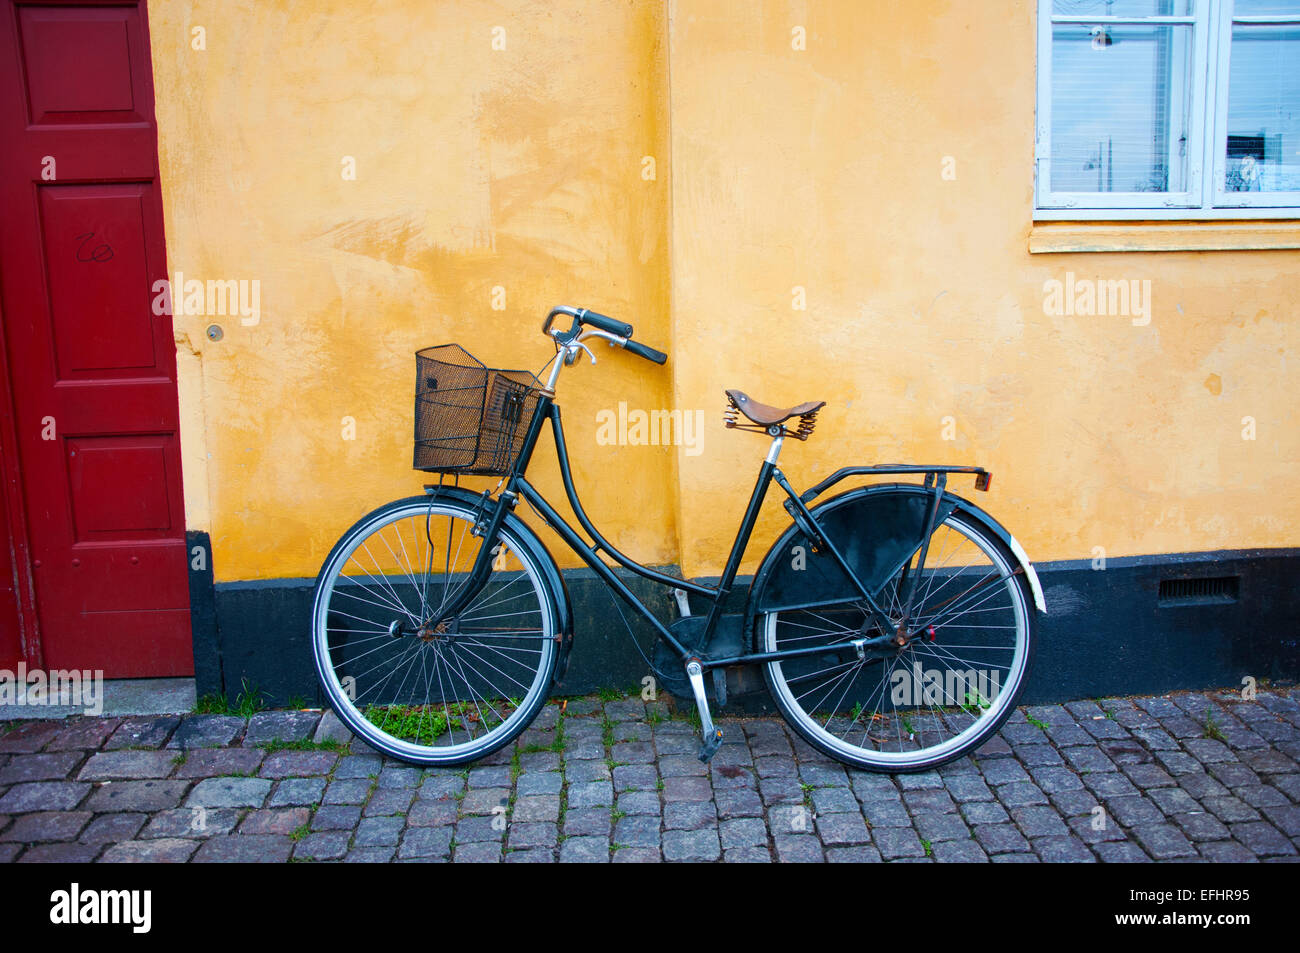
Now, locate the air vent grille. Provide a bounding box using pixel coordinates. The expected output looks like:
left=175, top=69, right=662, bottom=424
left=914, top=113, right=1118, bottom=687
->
left=1158, top=576, right=1239, bottom=606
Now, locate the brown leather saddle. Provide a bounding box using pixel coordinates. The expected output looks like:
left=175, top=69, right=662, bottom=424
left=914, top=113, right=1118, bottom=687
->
left=725, top=389, right=825, bottom=440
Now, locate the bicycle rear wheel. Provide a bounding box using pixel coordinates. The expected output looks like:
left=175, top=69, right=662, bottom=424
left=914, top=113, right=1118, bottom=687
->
left=760, top=505, right=1035, bottom=772
left=312, top=496, right=558, bottom=766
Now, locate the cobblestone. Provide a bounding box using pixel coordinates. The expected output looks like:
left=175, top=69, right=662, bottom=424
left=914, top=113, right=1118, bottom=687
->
left=0, top=685, right=1294, bottom=863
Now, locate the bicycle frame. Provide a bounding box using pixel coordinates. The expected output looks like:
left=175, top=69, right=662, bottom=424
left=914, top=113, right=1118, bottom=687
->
left=427, top=388, right=993, bottom=675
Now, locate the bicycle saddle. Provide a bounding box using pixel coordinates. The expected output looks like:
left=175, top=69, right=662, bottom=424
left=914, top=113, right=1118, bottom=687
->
left=725, top=389, right=825, bottom=440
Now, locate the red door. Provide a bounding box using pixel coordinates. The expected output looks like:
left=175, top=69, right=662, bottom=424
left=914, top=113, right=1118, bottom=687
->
left=0, top=0, right=192, bottom=675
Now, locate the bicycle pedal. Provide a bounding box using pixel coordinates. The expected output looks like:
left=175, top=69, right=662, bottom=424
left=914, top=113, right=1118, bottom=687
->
left=697, top=727, right=724, bottom=763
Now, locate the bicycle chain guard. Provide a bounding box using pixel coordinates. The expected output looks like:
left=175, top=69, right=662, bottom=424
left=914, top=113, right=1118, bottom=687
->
left=655, top=614, right=747, bottom=706
left=653, top=616, right=705, bottom=698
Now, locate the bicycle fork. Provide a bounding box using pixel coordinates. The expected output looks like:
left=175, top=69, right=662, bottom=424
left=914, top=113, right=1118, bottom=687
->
left=420, top=486, right=515, bottom=630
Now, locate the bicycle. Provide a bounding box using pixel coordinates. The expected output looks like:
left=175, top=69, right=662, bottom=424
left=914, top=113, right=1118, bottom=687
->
left=311, top=306, right=1046, bottom=772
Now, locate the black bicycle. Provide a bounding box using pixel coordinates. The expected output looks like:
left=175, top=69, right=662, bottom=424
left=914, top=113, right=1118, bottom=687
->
left=311, top=306, right=1045, bottom=772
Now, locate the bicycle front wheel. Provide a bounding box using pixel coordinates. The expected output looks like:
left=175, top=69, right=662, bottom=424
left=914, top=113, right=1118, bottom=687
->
left=312, top=496, right=558, bottom=766
left=761, top=507, right=1035, bottom=772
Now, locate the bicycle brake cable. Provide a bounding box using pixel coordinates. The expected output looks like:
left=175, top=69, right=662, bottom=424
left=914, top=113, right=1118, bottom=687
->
left=537, top=350, right=558, bottom=380
left=599, top=569, right=676, bottom=689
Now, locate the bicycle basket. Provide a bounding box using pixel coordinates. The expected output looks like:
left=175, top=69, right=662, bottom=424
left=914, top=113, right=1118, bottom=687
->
left=413, top=344, right=543, bottom=475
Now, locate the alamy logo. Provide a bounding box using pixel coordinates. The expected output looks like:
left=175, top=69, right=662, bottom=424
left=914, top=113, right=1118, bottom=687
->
left=889, top=661, right=1001, bottom=708
left=0, top=664, right=103, bottom=715
left=595, top=402, right=704, bottom=457
left=1042, top=271, right=1151, bottom=326
left=50, top=883, right=151, bottom=933
left=151, top=272, right=261, bottom=326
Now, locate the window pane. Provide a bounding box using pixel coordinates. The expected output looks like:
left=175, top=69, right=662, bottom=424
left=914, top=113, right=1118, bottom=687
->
left=1052, top=1, right=1193, bottom=16
left=1050, top=24, right=1193, bottom=193
left=1224, top=25, right=1300, bottom=192
left=1231, top=1, right=1300, bottom=16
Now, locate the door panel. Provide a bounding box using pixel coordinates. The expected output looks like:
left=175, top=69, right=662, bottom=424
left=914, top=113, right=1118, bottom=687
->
left=0, top=0, right=192, bottom=676
left=19, top=4, right=148, bottom=125
left=42, top=185, right=160, bottom=376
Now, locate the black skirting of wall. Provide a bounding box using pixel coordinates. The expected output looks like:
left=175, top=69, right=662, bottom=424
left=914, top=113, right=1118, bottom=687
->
left=196, top=548, right=1300, bottom=709
left=186, top=530, right=221, bottom=693
left=199, top=567, right=674, bottom=708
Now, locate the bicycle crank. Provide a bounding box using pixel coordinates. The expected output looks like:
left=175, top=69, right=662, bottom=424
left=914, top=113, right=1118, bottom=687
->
left=685, top=660, right=724, bottom=763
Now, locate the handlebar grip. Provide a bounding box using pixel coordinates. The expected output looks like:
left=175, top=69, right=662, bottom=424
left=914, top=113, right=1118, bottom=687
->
left=624, top=339, right=668, bottom=365
left=579, top=309, right=634, bottom=339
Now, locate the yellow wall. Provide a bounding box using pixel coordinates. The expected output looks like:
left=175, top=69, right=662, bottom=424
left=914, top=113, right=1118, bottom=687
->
left=667, top=0, right=1299, bottom=576
left=151, top=0, right=1299, bottom=585
left=150, top=0, right=676, bottom=581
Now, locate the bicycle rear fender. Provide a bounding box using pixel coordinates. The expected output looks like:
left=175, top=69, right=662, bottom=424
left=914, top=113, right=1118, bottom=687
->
left=744, top=482, right=1046, bottom=640
left=423, top=485, right=577, bottom=688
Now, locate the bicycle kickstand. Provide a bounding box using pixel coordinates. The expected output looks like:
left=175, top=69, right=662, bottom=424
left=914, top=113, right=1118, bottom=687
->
left=685, top=660, right=724, bottom=763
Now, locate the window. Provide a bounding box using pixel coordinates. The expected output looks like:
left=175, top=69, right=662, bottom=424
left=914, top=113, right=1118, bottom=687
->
left=1036, top=0, right=1300, bottom=219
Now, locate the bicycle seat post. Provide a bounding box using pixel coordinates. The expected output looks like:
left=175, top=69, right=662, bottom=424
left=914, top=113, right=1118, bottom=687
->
left=766, top=429, right=784, bottom=464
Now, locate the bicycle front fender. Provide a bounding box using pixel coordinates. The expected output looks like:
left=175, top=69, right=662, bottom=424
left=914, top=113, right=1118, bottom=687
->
left=423, top=485, right=577, bottom=688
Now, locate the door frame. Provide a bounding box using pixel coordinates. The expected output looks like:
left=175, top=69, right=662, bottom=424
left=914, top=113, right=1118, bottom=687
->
left=0, top=280, right=41, bottom=668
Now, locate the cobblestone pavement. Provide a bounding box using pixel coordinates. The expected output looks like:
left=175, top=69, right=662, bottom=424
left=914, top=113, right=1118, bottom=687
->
left=0, top=685, right=1297, bottom=863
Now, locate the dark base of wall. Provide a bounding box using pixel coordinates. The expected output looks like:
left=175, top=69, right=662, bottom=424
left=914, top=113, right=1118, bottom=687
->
left=200, top=567, right=675, bottom=708
left=196, top=549, right=1300, bottom=711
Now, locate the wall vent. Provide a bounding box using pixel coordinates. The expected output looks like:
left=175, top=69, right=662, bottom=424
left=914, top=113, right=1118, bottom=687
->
left=1158, top=576, right=1239, bottom=606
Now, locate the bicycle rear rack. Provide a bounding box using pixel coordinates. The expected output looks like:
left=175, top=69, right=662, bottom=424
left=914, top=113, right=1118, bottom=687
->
left=799, top=464, right=991, bottom=503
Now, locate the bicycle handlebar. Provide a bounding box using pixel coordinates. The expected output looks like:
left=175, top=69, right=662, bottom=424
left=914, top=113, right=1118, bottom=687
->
left=543, top=306, right=632, bottom=339
left=623, top=339, right=668, bottom=365
left=578, top=308, right=633, bottom=339
left=543, top=306, right=667, bottom=366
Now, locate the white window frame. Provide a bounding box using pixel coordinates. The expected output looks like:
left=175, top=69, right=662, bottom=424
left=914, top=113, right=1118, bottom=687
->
left=1210, top=5, right=1300, bottom=208
left=1035, top=0, right=1300, bottom=220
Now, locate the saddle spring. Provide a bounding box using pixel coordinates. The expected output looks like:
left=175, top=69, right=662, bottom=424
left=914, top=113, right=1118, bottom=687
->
left=724, top=395, right=821, bottom=441
left=724, top=395, right=764, bottom=435
left=790, top=407, right=819, bottom=441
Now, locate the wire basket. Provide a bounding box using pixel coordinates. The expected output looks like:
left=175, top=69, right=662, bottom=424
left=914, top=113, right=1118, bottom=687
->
left=413, top=344, right=543, bottom=475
